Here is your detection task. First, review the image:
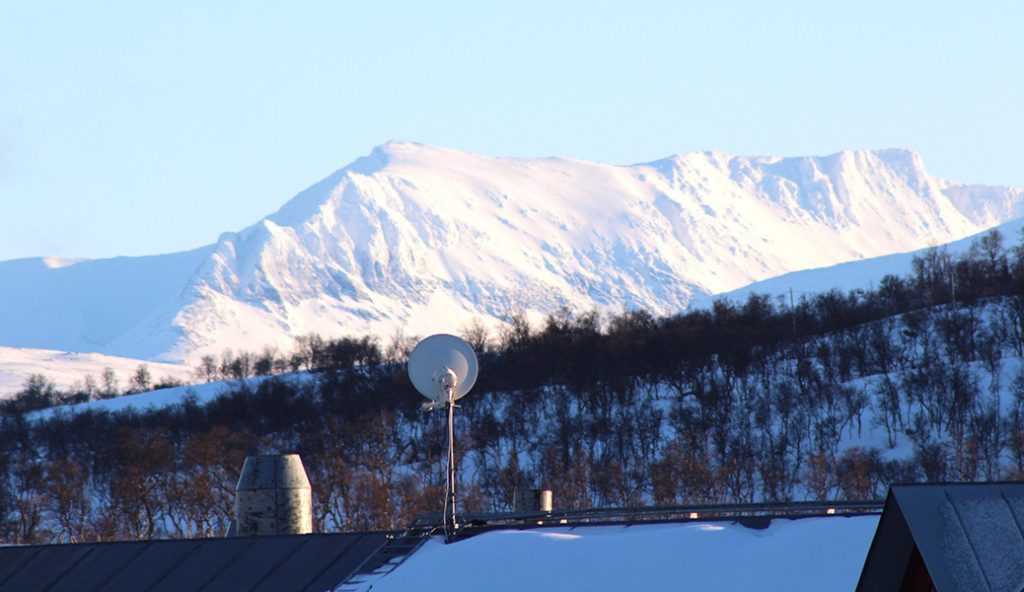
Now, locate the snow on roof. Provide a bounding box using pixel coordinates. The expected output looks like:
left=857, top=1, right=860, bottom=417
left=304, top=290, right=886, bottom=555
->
left=859, top=482, right=1024, bottom=592
left=347, top=515, right=879, bottom=592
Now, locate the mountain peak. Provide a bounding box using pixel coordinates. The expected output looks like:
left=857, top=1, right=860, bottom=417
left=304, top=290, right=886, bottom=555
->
left=374, top=139, right=431, bottom=154
left=368, top=140, right=425, bottom=163
left=366, top=140, right=475, bottom=167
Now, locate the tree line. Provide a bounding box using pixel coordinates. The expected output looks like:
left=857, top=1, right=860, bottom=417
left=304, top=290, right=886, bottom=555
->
left=2, top=229, right=1024, bottom=544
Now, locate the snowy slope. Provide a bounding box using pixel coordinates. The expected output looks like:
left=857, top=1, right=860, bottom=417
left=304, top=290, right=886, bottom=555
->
left=0, top=247, right=211, bottom=358
left=695, top=214, right=1024, bottom=307
left=1, top=142, right=1021, bottom=365
left=25, top=372, right=300, bottom=419
left=0, top=346, right=192, bottom=398
left=346, top=516, right=879, bottom=592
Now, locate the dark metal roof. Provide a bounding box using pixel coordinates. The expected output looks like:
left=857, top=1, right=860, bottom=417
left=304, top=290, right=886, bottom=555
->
left=0, top=532, right=389, bottom=592
left=857, top=482, right=1024, bottom=592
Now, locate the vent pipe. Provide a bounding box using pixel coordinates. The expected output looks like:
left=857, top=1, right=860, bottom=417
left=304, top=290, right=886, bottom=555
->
left=234, top=454, right=313, bottom=536
left=515, top=489, right=553, bottom=513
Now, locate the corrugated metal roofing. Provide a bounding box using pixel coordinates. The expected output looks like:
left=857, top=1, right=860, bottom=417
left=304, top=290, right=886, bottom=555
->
left=857, top=482, right=1024, bottom=592
left=0, top=532, right=389, bottom=592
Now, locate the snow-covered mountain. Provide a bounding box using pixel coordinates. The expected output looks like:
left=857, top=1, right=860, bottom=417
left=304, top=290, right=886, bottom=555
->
left=2, top=141, right=1022, bottom=364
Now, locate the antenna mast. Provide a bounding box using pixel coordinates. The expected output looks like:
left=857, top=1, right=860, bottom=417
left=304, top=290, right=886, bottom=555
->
left=445, top=381, right=457, bottom=538
left=436, top=365, right=459, bottom=539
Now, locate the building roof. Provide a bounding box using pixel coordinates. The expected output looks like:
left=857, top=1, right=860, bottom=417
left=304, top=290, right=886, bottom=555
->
left=0, top=532, right=388, bottom=592
left=857, top=482, right=1024, bottom=592
left=345, top=515, right=879, bottom=592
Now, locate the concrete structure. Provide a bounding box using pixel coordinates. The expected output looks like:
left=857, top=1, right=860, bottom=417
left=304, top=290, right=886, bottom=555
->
left=235, top=454, right=313, bottom=536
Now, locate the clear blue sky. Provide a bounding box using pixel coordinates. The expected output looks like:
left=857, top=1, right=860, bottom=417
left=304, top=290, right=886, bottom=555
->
left=1, top=1, right=1021, bottom=260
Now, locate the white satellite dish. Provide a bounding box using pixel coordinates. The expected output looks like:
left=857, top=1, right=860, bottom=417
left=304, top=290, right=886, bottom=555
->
left=408, top=334, right=478, bottom=410
left=407, top=333, right=479, bottom=540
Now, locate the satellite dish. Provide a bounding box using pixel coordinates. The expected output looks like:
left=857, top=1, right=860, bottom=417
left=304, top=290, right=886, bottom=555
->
left=408, top=333, right=479, bottom=540
left=408, top=334, right=478, bottom=408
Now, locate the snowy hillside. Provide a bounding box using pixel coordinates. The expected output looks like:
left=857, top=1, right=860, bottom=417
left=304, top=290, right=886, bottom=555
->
left=1, top=142, right=1022, bottom=365
left=0, top=346, right=193, bottom=397
left=25, top=372, right=296, bottom=419
left=695, top=215, right=1024, bottom=307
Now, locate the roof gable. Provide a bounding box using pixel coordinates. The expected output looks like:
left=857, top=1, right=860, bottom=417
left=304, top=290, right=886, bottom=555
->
left=858, top=483, right=1024, bottom=592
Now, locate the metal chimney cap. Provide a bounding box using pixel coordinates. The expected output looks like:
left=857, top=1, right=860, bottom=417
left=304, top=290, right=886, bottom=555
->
left=236, top=454, right=311, bottom=491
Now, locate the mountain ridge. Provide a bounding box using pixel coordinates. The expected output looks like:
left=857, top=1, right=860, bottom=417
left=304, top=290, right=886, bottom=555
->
left=2, top=142, right=1022, bottom=363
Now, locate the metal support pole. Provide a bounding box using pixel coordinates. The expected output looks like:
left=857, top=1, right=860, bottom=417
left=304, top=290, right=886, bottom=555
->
left=445, top=386, right=458, bottom=541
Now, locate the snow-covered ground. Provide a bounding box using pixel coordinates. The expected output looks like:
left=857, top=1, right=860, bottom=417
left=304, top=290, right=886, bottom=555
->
left=0, top=346, right=193, bottom=399
left=346, top=515, right=879, bottom=592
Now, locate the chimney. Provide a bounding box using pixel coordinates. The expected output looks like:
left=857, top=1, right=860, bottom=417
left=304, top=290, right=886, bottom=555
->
left=234, top=454, right=313, bottom=536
